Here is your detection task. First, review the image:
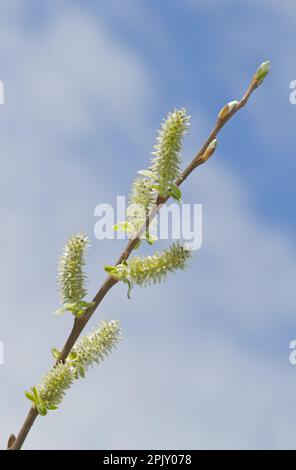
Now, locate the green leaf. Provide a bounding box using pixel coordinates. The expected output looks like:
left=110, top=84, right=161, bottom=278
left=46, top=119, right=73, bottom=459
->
left=104, top=265, right=118, bottom=275
left=124, top=279, right=132, bottom=299
left=65, top=303, right=79, bottom=313
left=55, top=300, right=96, bottom=318
left=75, top=309, right=85, bottom=317
left=25, top=391, right=36, bottom=403
left=151, top=184, right=161, bottom=192
left=104, top=265, right=114, bottom=272
left=51, top=348, right=61, bottom=360
left=137, top=170, right=156, bottom=179
left=54, top=306, right=68, bottom=316
left=68, top=351, right=78, bottom=361
left=37, top=404, right=48, bottom=416
left=47, top=405, right=58, bottom=411
left=32, top=386, right=39, bottom=402
left=169, top=183, right=182, bottom=202
left=55, top=302, right=77, bottom=315
left=77, top=301, right=95, bottom=308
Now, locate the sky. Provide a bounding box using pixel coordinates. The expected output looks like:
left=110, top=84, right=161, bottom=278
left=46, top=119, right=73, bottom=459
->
left=0, top=0, right=296, bottom=450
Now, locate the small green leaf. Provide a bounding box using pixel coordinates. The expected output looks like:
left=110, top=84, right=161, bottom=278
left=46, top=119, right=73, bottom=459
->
left=32, top=386, right=39, bottom=402
left=77, top=301, right=95, bottom=309
left=25, top=391, right=36, bottom=403
left=75, top=309, right=85, bottom=317
left=55, top=302, right=77, bottom=315
left=55, top=300, right=96, bottom=318
left=68, top=351, right=78, bottom=361
left=104, top=265, right=118, bottom=275
left=65, top=303, right=79, bottom=313
left=169, top=183, right=182, bottom=202
left=71, top=300, right=96, bottom=317
left=151, top=184, right=161, bottom=192
left=54, top=306, right=68, bottom=316
left=104, top=265, right=113, bottom=272
left=51, top=348, right=61, bottom=360
left=47, top=405, right=58, bottom=411
left=37, top=404, right=48, bottom=416
left=124, top=279, right=132, bottom=299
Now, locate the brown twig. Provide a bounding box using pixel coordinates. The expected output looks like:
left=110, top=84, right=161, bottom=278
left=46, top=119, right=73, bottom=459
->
left=8, top=70, right=264, bottom=450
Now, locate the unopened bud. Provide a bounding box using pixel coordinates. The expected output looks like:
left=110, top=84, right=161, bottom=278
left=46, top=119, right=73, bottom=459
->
left=201, top=138, right=218, bottom=163
left=218, top=100, right=238, bottom=120
left=254, top=60, right=270, bottom=83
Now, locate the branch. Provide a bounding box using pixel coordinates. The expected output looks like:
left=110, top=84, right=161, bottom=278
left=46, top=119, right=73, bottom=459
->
left=7, top=62, right=269, bottom=450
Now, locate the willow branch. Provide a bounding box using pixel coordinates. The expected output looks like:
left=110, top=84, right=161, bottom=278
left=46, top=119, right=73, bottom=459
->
left=8, top=66, right=267, bottom=450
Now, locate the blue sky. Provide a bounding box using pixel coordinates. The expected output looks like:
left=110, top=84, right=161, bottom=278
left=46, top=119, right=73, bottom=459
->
left=0, top=0, right=296, bottom=449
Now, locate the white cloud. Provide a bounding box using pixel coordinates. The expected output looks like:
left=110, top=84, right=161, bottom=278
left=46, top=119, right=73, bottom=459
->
left=7, top=324, right=296, bottom=450
left=184, top=0, right=296, bottom=147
